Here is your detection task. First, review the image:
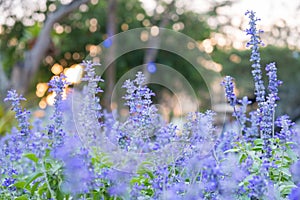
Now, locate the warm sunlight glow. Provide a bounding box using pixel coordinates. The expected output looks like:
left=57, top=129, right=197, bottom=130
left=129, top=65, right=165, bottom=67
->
left=64, top=64, right=83, bottom=84
left=51, top=63, right=63, bottom=75
left=36, top=83, right=48, bottom=98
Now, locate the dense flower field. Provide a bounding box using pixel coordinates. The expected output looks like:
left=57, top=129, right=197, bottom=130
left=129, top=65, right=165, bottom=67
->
left=1, top=11, right=300, bottom=200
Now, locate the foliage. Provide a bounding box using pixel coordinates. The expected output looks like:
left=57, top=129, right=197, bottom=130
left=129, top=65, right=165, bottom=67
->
left=0, top=0, right=214, bottom=106
left=1, top=10, right=300, bottom=200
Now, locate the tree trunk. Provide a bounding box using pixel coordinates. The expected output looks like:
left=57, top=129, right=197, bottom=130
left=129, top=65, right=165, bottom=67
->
left=143, top=2, right=173, bottom=81
left=0, top=59, right=9, bottom=99
left=6, top=0, right=90, bottom=95
left=104, top=0, right=117, bottom=111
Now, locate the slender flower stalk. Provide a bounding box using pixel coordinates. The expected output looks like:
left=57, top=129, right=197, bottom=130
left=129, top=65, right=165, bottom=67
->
left=221, top=76, right=237, bottom=107
left=81, top=60, right=104, bottom=120
left=77, top=61, right=104, bottom=147
left=266, top=62, right=282, bottom=137
left=245, top=11, right=277, bottom=159
left=221, top=77, right=251, bottom=136
left=266, top=62, right=282, bottom=101
left=245, top=10, right=265, bottom=103
left=4, top=90, right=30, bottom=137
left=2, top=91, right=32, bottom=191
left=48, top=74, right=69, bottom=147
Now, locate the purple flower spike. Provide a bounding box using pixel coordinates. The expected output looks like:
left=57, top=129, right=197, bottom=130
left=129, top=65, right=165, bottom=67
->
left=245, top=10, right=265, bottom=103
left=221, top=76, right=237, bottom=107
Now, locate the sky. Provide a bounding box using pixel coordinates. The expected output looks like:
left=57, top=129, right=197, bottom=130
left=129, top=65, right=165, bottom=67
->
left=217, top=0, right=299, bottom=27
left=1, top=0, right=299, bottom=47
left=141, top=0, right=300, bottom=28
left=140, top=0, right=300, bottom=48
left=2, top=0, right=299, bottom=29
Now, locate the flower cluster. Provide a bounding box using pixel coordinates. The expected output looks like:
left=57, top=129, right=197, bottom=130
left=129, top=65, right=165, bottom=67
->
left=245, top=10, right=265, bottom=103
left=0, top=10, right=299, bottom=200
left=221, top=76, right=237, bottom=106
left=48, top=74, right=69, bottom=147
left=221, top=10, right=299, bottom=199
left=4, top=90, right=30, bottom=137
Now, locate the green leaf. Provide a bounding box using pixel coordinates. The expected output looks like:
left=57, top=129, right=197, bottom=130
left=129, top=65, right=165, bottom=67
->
left=251, top=161, right=260, bottom=172
left=131, top=177, right=141, bottom=184
left=23, top=153, right=39, bottom=164
left=38, top=183, right=48, bottom=197
left=13, top=181, right=26, bottom=189
left=279, top=182, right=297, bottom=195
left=286, top=148, right=298, bottom=162
left=251, top=146, right=262, bottom=151
left=239, top=173, right=254, bottom=187
left=31, top=181, right=41, bottom=196
left=224, top=148, right=240, bottom=154
left=279, top=167, right=292, bottom=178
left=253, top=139, right=263, bottom=146
left=24, top=172, right=43, bottom=188
left=15, top=195, right=28, bottom=200
left=239, top=153, right=247, bottom=163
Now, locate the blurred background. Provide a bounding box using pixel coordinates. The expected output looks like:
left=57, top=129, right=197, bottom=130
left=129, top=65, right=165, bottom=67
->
left=0, top=0, right=300, bottom=134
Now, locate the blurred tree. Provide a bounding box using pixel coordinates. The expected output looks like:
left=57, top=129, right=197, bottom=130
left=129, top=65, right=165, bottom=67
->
left=0, top=0, right=222, bottom=107
left=0, top=0, right=90, bottom=97
left=103, top=0, right=117, bottom=111
left=1, top=0, right=298, bottom=124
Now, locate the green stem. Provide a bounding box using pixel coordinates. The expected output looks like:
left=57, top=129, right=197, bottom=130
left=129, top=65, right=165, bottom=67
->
left=278, top=149, right=284, bottom=181
left=233, top=106, right=243, bottom=138
left=212, top=148, right=219, bottom=165
left=42, top=160, right=56, bottom=199
left=272, top=107, right=275, bottom=138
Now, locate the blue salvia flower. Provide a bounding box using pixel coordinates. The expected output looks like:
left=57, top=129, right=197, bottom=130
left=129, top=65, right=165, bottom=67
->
left=247, top=175, right=267, bottom=199
left=290, top=160, right=300, bottom=200
left=266, top=62, right=282, bottom=101
left=221, top=76, right=237, bottom=107
left=256, top=63, right=282, bottom=157
left=245, top=10, right=265, bottom=103
left=2, top=128, right=23, bottom=163
left=48, top=73, right=69, bottom=147
left=289, top=185, right=300, bottom=200
left=118, top=72, right=165, bottom=152
left=4, top=90, right=30, bottom=137
left=221, top=77, right=251, bottom=135
left=264, top=62, right=282, bottom=136
left=215, top=130, right=238, bottom=153
left=152, top=165, right=172, bottom=198
left=103, top=109, right=117, bottom=141
left=76, top=61, right=104, bottom=146
left=258, top=102, right=273, bottom=158
left=275, top=115, right=295, bottom=145
left=179, top=155, right=224, bottom=198
left=122, top=72, right=155, bottom=113
left=245, top=111, right=260, bottom=141
left=2, top=90, right=31, bottom=190
left=245, top=11, right=279, bottom=160
left=51, top=135, right=95, bottom=195
left=29, top=119, right=48, bottom=158
left=181, top=111, right=216, bottom=158
left=235, top=96, right=251, bottom=134
left=122, top=72, right=157, bottom=127
left=97, top=168, right=131, bottom=198
left=219, top=154, right=247, bottom=197
left=151, top=123, right=177, bottom=151
left=81, top=60, right=104, bottom=120
left=3, top=90, right=30, bottom=157
left=130, top=183, right=149, bottom=199
left=0, top=139, right=19, bottom=190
